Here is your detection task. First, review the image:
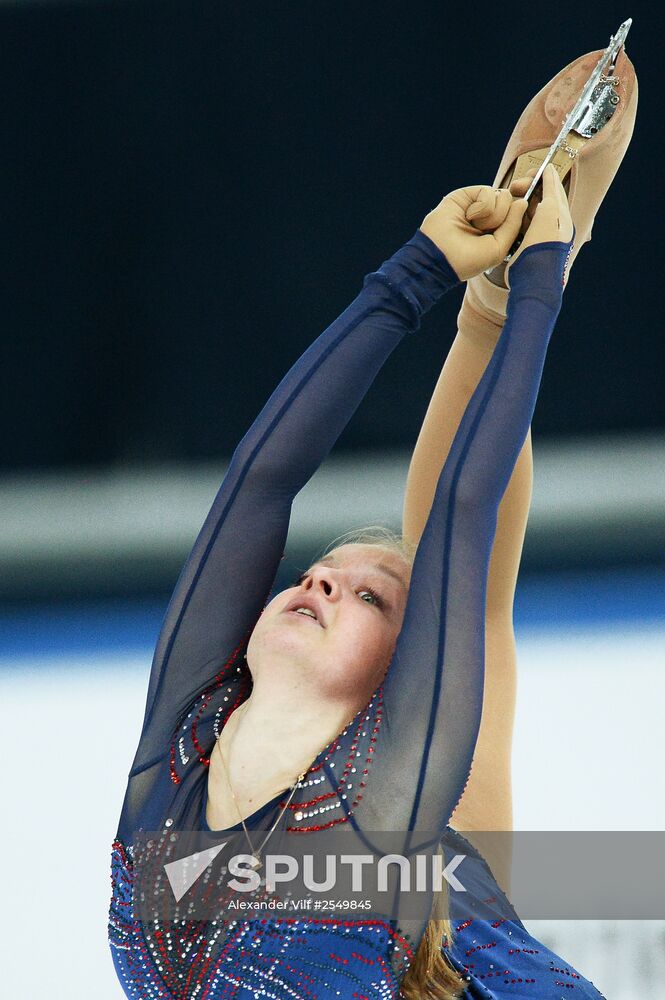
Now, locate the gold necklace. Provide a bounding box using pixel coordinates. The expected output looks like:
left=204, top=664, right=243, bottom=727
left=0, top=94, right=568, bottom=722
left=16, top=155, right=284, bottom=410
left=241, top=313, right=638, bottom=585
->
left=216, top=740, right=306, bottom=871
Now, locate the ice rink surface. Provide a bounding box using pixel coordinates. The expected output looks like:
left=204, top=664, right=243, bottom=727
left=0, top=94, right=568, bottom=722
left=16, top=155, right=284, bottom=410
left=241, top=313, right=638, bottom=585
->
left=2, top=570, right=664, bottom=998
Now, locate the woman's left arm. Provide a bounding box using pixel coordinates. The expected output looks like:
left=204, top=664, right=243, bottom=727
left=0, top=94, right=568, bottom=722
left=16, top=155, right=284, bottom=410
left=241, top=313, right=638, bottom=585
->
left=363, top=166, right=572, bottom=856
left=402, top=303, right=529, bottom=834
left=401, top=313, right=526, bottom=897
left=403, top=187, right=534, bottom=840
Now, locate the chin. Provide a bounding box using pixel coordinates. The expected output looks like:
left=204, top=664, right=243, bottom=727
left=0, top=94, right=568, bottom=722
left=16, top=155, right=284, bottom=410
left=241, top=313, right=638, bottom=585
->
left=246, top=619, right=316, bottom=673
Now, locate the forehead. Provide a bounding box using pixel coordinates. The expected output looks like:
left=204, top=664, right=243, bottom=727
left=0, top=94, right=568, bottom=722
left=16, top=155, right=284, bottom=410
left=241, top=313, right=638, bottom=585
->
left=314, top=544, right=410, bottom=587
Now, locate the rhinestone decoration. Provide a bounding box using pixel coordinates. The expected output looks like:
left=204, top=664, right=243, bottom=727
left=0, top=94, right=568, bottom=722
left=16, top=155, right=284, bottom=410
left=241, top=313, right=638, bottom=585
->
left=112, top=620, right=603, bottom=997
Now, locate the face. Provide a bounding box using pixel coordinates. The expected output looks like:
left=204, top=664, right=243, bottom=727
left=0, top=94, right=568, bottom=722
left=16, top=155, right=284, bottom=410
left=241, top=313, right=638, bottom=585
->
left=246, top=544, right=411, bottom=704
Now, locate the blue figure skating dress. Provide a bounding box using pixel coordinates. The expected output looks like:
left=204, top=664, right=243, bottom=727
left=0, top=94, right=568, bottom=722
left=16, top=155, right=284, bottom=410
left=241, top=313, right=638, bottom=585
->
left=109, top=228, right=606, bottom=998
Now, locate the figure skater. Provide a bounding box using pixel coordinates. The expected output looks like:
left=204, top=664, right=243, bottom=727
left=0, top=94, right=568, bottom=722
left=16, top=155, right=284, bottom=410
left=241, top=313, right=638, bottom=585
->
left=109, top=43, right=637, bottom=1000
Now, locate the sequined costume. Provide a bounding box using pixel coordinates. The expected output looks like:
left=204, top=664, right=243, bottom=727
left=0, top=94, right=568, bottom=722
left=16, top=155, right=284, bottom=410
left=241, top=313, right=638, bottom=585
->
left=109, top=229, right=605, bottom=998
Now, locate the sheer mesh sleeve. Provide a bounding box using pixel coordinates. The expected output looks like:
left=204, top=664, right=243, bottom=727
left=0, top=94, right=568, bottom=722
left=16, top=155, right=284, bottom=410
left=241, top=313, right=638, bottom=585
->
left=127, top=230, right=458, bottom=779
left=359, top=239, right=573, bottom=834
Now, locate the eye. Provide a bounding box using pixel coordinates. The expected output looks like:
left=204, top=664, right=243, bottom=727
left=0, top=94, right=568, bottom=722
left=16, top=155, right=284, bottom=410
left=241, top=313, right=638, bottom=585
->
left=358, top=587, right=382, bottom=608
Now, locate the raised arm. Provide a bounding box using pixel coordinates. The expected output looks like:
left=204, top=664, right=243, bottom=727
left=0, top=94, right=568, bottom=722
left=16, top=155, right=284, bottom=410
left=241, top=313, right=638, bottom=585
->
left=362, top=167, right=572, bottom=843
left=402, top=182, right=538, bottom=850
left=403, top=189, right=533, bottom=621
left=129, top=230, right=459, bottom=778
left=401, top=297, right=527, bottom=891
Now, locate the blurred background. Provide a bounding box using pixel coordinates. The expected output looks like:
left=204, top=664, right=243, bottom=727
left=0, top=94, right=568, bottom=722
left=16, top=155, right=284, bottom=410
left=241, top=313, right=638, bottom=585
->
left=1, top=0, right=663, bottom=997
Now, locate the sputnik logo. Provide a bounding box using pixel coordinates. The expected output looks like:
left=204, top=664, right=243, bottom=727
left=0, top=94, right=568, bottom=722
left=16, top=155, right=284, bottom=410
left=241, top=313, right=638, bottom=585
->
left=163, top=843, right=469, bottom=902
left=164, top=841, right=228, bottom=902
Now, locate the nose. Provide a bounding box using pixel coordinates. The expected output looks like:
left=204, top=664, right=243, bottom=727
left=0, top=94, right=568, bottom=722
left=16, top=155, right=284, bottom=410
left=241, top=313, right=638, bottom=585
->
left=304, top=565, right=342, bottom=600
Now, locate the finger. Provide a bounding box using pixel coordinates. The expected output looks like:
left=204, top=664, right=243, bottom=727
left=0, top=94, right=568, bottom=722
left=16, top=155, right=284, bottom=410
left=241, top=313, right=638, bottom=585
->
left=508, top=176, right=531, bottom=198
left=452, top=184, right=497, bottom=212
left=550, top=164, right=570, bottom=213
left=467, top=188, right=513, bottom=231
left=508, top=166, right=540, bottom=197
left=466, top=189, right=514, bottom=232
left=528, top=167, right=558, bottom=222
left=540, top=163, right=562, bottom=202
left=538, top=165, right=569, bottom=220
left=465, top=186, right=496, bottom=222
left=508, top=167, right=538, bottom=198
left=487, top=198, right=529, bottom=258
left=548, top=166, right=573, bottom=239
left=515, top=165, right=573, bottom=246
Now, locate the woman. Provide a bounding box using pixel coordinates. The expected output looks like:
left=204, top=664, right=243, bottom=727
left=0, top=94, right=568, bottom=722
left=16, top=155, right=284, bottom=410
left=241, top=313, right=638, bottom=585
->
left=109, top=45, right=637, bottom=1000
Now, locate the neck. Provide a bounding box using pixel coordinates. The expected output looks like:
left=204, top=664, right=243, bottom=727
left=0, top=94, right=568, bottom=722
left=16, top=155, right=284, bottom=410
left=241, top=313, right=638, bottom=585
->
left=218, top=679, right=356, bottom=793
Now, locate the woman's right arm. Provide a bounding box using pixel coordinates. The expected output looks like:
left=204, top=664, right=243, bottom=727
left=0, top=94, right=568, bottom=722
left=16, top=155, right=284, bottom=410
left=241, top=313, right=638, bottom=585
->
left=130, top=230, right=459, bottom=773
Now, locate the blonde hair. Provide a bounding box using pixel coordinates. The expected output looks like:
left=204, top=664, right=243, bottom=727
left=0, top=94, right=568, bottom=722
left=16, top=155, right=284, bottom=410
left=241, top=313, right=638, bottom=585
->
left=321, top=526, right=466, bottom=1000
left=399, top=853, right=466, bottom=1000
left=320, top=524, right=417, bottom=568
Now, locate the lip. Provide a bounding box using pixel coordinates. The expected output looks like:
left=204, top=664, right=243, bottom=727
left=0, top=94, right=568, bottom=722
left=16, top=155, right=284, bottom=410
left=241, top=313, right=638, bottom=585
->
left=284, top=594, right=325, bottom=627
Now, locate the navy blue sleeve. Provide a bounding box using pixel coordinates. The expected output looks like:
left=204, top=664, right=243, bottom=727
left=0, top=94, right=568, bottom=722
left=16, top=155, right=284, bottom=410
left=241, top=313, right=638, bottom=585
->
left=359, top=239, right=573, bottom=834
left=128, top=230, right=459, bottom=778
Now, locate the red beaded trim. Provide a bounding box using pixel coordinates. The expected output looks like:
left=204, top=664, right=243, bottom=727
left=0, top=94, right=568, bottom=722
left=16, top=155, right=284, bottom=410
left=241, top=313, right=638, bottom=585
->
left=551, top=966, right=581, bottom=979
left=465, top=940, right=498, bottom=957
left=306, top=737, right=343, bottom=773
left=111, top=838, right=133, bottom=871
left=286, top=687, right=384, bottom=831
left=169, top=633, right=251, bottom=785
left=169, top=739, right=181, bottom=786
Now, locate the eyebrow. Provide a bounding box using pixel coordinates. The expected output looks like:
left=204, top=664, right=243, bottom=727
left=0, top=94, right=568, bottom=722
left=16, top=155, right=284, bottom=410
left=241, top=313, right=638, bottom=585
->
left=316, top=554, right=408, bottom=592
